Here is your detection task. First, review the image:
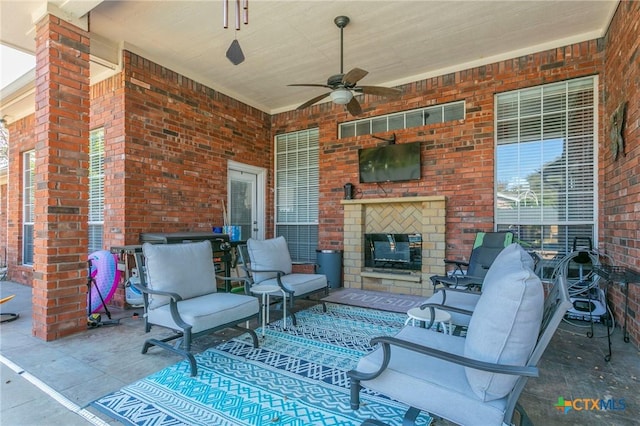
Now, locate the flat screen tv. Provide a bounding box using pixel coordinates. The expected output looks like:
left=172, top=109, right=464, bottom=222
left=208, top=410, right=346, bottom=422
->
left=358, top=141, right=421, bottom=183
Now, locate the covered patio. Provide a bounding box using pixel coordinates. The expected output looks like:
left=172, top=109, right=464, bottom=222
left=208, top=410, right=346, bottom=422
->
left=0, top=0, right=639, bottom=424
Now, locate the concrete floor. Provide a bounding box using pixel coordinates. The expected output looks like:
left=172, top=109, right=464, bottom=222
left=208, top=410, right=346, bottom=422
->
left=0, top=280, right=638, bottom=426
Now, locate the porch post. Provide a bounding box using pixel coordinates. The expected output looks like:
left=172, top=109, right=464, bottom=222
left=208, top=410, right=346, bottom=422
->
left=32, top=14, right=90, bottom=340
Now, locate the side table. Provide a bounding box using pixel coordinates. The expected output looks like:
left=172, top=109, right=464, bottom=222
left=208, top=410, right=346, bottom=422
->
left=251, top=284, right=287, bottom=337
left=594, top=265, right=640, bottom=361
left=405, top=306, right=452, bottom=335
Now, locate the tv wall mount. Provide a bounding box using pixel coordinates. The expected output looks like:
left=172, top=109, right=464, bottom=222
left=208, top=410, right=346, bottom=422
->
left=371, top=133, right=396, bottom=144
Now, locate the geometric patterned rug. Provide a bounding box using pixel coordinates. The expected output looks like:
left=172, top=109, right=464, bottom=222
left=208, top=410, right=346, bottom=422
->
left=322, top=288, right=425, bottom=313
left=90, top=303, right=433, bottom=425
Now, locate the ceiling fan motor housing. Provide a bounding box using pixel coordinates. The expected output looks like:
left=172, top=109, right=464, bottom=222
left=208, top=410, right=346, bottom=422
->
left=327, top=74, right=345, bottom=87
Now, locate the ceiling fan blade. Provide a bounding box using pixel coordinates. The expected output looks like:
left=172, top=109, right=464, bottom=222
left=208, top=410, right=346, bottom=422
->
left=288, top=83, right=332, bottom=89
left=342, top=68, right=368, bottom=86
left=297, top=92, right=331, bottom=110
left=346, top=97, right=362, bottom=116
left=358, top=85, right=403, bottom=98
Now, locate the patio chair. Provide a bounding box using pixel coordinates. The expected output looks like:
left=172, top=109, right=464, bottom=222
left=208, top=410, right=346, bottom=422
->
left=421, top=243, right=536, bottom=329
left=430, top=231, right=513, bottom=291
left=349, top=243, right=572, bottom=426
left=238, top=236, right=328, bottom=326
left=133, top=240, right=259, bottom=376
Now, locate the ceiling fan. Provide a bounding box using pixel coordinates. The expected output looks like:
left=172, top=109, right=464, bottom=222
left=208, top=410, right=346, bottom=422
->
left=288, top=16, right=403, bottom=116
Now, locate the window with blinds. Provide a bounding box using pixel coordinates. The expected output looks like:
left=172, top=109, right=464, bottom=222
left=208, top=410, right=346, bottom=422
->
left=89, top=128, right=105, bottom=253
left=275, top=128, right=319, bottom=262
left=22, top=151, right=35, bottom=265
left=339, top=101, right=465, bottom=138
left=495, top=76, right=597, bottom=257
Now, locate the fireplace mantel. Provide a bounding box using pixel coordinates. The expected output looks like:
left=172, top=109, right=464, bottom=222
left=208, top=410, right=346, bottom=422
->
left=342, top=195, right=446, bottom=297
left=341, top=196, right=445, bottom=205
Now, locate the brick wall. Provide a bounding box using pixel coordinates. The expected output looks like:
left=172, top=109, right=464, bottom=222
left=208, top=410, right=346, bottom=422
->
left=90, top=74, right=126, bottom=251
left=602, top=0, right=640, bottom=345
left=120, top=51, right=273, bottom=242
left=272, top=40, right=605, bottom=263
left=89, top=74, right=126, bottom=305
left=32, top=14, right=90, bottom=340
left=87, top=52, right=274, bottom=307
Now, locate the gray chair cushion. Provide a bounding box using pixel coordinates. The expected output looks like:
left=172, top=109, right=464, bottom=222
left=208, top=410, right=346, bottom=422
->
left=143, top=241, right=216, bottom=309
left=356, top=326, right=508, bottom=425
left=247, top=236, right=293, bottom=283
left=147, top=292, right=259, bottom=333
left=464, top=243, right=543, bottom=401
left=253, top=273, right=327, bottom=296
left=425, top=290, right=481, bottom=327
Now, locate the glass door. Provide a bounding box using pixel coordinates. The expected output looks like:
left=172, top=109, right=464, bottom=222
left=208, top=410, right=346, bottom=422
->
left=228, top=162, right=265, bottom=241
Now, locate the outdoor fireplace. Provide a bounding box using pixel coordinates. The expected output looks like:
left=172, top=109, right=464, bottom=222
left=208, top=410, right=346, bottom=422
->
left=364, top=233, right=422, bottom=271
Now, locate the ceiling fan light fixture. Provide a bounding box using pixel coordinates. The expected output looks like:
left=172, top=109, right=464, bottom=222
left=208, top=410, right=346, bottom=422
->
left=330, top=88, right=353, bottom=105
left=290, top=15, right=400, bottom=116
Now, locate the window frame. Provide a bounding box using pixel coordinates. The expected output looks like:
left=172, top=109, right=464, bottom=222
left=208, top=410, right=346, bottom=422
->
left=22, top=150, right=35, bottom=266
left=339, top=101, right=465, bottom=138
left=274, top=128, right=320, bottom=263
left=494, top=76, right=598, bottom=257
left=88, top=128, right=105, bottom=253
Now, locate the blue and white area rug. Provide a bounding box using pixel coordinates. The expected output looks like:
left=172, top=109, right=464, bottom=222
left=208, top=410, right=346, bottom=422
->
left=322, top=288, right=425, bottom=313
left=91, top=304, right=432, bottom=425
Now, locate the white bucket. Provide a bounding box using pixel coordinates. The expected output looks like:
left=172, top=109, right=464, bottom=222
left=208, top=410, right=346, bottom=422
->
left=126, top=275, right=144, bottom=307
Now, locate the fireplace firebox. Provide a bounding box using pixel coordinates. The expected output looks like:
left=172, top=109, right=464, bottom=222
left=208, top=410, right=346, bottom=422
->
left=364, top=233, right=422, bottom=271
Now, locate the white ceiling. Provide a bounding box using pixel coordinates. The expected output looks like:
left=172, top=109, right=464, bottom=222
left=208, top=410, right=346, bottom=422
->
left=0, top=0, right=619, bottom=116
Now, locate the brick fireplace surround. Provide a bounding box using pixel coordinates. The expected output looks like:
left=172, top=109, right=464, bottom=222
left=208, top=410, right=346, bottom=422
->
left=341, top=196, right=446, bottom=297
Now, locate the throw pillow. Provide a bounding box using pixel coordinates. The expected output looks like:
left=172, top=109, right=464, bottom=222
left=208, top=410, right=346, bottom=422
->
left=247, top=236, right=293, bottom=283
left=464, top=243, right=544, bottom=401
left=143, top=240, right=216, bottom=309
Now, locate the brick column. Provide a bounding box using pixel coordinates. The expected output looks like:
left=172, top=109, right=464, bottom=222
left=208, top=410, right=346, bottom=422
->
left=33, top=14, right=90, bottom=340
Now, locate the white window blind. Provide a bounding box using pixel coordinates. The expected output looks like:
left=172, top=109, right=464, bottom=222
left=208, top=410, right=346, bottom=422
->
left=22, top=151, right=35, bottom=265
left=89, top=128, right=105, bottom=252
left=275, top=128, right=319, bottom=262
left=495, top=77, right=596, bottom=256
left=339, top=101, right=465, bottom=138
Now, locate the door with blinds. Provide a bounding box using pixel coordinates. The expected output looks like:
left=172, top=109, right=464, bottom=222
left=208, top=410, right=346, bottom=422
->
left=228, top=162, right=265, bottom=241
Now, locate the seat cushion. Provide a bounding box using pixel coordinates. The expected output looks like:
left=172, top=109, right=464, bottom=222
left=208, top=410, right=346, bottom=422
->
left=148, top=292, right=259, bottom=334
left=357, top=326, right=508, bottom=425
left=464, top=243, right=543, bottom=401
left=247, top=237, right=293, bottom=283
left=424, top=289, right=481, bottom=327
left=256, top=273, right=327, bottom=297
left=143, top=241, right=216, bottom=309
